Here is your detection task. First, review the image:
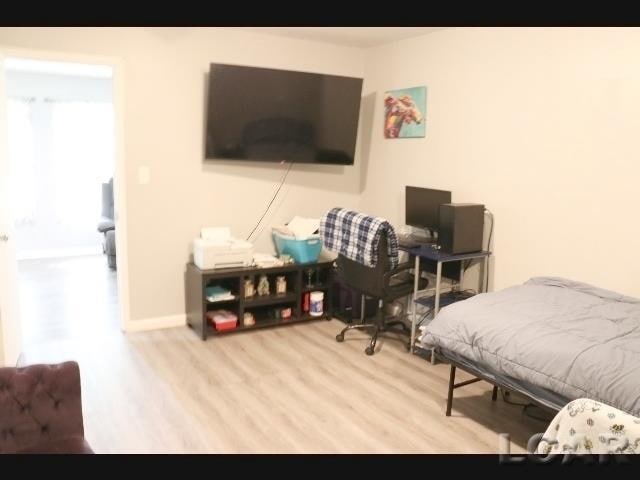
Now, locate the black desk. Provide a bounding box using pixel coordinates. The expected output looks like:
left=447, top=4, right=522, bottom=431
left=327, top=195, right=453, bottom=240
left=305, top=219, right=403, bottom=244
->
left=401, top=245, right=490, bottom=354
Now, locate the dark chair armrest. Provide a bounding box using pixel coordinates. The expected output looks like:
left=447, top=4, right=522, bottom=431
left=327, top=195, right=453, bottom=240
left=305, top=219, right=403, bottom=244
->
left=97, top=219, right=115, bottom=233
left=383, top=262, right=414, bottom=283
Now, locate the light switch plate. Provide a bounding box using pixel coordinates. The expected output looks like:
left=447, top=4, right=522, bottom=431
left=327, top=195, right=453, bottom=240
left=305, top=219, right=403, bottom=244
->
left=138, top=166, right=150, bottom=185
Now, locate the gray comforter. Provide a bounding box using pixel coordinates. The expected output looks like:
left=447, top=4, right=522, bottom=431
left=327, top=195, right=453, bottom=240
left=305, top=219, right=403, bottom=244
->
left=420, top=277, right=640, bottom=416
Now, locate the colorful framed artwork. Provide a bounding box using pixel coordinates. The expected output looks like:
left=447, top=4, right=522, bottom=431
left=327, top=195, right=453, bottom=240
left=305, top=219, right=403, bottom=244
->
left=383, top=86, right=426, bottom=138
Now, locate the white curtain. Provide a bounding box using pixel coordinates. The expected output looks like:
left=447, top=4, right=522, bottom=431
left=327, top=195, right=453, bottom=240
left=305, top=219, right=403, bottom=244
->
left=50, top=100, right=114, bottom=228
left=7, top=98, right=37, bottom=224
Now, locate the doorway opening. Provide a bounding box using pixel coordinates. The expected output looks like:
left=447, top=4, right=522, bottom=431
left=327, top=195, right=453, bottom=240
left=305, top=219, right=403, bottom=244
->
left=4, top=57, right=121, bottom=352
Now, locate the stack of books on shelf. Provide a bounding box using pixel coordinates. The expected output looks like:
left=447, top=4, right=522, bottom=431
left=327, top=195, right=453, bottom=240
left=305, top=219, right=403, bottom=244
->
left=253, top=253, right=283, bottom=268
left=206, top=285, right=235, bottom=302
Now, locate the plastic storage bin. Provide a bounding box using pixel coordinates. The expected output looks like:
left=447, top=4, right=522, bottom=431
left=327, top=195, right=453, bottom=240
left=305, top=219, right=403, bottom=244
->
left=272, top=231, right=322, bottom=264
left=206, top=310, right=238, bottom=331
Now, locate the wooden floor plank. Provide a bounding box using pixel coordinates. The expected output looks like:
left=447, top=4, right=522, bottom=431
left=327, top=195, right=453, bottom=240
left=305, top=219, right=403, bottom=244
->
left=19, top=256, right=550, bottom=453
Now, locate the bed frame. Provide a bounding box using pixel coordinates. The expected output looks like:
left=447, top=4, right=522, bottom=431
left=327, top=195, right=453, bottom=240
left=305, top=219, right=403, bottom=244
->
left=426, top=347, right=569, bottom=417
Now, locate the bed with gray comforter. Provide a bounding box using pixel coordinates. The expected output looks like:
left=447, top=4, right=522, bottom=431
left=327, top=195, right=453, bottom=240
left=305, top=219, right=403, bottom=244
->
left=420, top=277, right=640, bottom=416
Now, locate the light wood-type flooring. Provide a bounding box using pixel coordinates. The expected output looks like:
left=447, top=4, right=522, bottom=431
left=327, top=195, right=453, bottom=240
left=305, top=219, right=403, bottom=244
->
left=18, top=256, right=550, bottom=453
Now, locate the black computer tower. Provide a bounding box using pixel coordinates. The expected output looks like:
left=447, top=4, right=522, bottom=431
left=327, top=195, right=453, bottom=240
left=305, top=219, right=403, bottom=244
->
left=438, top=203, right=485, bottom=254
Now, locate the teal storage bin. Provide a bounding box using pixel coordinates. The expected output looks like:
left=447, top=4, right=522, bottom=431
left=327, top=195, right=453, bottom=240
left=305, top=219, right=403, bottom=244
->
left=273, top=231, right=322, bottom=264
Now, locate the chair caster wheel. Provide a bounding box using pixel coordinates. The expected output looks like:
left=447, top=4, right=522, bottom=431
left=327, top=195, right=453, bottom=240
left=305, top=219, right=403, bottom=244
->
left=336, top=334, right=344, bottom=343
left=365, top=346, right=375, bottom=356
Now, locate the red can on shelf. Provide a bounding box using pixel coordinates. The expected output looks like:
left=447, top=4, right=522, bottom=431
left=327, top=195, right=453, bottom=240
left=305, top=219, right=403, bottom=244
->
left=302, top=292, right=310, bottom=313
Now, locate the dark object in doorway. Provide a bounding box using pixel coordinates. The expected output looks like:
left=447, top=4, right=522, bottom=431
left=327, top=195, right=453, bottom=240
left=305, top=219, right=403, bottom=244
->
left=97, top=178, right=116, bottom=269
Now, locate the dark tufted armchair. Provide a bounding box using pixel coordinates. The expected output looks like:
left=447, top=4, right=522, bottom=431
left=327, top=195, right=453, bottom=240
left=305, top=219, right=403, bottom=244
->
left=0, top=361, right=93, bottom=454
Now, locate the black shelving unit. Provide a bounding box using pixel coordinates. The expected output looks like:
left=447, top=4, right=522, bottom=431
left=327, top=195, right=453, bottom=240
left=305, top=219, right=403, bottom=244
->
left=185, top=260, right=334, bottom=340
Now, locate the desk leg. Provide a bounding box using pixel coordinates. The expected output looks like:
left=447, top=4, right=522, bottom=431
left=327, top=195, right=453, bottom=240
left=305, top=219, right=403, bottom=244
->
left=430, top=261, right=443, bottom=365
left=434, top=261, right=442, bottom=315
left=482, top=256, right=489, bottom=293
left=410, top=255, right=420, bottom=353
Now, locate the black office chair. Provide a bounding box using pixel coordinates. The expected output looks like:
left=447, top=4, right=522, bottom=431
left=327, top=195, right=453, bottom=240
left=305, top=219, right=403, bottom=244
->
left=335, top=233, right=428, bottom=355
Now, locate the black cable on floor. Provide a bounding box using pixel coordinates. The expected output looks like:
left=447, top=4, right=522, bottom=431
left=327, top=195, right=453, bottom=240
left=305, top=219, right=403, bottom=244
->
left=522, top=404, right=555, bottom=422
left=500, top=390, right=554, bottom=422
left=501, top=389, right=529, bottom=407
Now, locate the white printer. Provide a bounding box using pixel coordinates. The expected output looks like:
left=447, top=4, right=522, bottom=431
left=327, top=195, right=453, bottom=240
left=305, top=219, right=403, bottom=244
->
left=193, top=227, right=254, bottom=270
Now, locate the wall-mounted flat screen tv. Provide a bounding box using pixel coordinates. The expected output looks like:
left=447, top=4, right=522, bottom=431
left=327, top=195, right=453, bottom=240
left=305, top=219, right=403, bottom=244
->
left=205, top=63, right=363, bottom=165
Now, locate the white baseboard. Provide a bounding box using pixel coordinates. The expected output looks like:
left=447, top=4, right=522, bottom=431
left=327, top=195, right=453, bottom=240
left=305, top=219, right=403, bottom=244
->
left=17, top=245, right=103, bottom=260
left=124, top=314, right=186, bottom=333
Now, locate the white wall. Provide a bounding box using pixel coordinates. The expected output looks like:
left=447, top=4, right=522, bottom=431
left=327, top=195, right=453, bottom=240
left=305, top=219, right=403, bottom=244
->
left=6, top=70, right=113, bottom=259
left=0, top=28, right=366, bottom=322
left=6, top=70, right=112, bottom=102
left=360, top=27, right=640, bottom=297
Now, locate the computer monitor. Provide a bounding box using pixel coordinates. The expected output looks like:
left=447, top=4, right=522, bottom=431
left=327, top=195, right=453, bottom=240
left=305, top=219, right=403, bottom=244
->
left=405, top=186, right=452, bottom=233
left=404, top=185, right=459, bottom=281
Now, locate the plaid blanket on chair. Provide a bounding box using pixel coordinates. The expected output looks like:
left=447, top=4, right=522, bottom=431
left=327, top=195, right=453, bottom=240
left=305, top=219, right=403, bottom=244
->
left=319, top=208, right=399, bottom=268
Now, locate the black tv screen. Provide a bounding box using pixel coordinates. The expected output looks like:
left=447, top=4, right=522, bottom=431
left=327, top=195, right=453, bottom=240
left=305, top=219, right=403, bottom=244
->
left=205, top=63, right=363, bottom=165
